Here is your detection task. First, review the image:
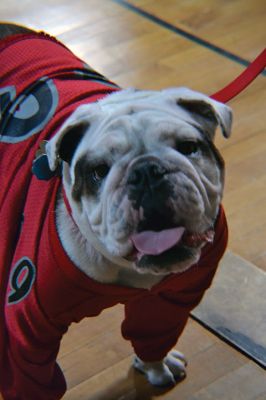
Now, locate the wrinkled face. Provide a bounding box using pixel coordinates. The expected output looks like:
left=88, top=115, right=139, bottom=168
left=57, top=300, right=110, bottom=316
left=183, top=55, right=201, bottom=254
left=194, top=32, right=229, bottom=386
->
left=47, top=88, right=232, bottom=275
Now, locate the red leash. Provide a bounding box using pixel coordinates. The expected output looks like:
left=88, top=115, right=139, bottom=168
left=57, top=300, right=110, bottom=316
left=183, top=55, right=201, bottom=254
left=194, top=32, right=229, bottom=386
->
left=211, top=48, right=266, bottom=103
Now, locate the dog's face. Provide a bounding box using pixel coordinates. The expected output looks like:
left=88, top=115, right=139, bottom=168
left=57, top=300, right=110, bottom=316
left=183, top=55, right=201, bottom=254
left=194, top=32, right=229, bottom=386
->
left=47, top=88, right=232, bottom=275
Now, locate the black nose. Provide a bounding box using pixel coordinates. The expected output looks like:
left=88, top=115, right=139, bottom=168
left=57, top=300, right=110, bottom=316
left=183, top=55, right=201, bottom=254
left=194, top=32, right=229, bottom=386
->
left=127, top=161, right=174, bottom=212
left=127, top=161, right=167, bottom=189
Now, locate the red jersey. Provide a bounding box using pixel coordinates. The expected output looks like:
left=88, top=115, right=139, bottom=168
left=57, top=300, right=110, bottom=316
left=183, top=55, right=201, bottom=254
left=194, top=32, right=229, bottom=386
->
left=0, top=32, right=228, bottom=399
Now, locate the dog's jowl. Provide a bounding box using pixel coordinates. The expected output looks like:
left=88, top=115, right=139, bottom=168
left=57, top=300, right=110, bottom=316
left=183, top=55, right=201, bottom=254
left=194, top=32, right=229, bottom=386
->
left=0, top=23, right=232, bottom=399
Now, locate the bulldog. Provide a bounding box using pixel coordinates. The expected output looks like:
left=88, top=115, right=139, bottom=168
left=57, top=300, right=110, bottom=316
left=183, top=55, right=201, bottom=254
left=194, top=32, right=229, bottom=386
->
left=0, top=24, right=232, bottom=399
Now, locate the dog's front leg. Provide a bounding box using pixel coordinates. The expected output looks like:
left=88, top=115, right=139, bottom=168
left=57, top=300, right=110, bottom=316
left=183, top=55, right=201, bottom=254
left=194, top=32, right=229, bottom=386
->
left=133, top=350, right=187, bottom=387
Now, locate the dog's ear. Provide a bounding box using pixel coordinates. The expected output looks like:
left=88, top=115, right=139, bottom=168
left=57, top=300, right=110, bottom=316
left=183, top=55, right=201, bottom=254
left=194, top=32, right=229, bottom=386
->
left=58, top=122, right=88, bottom=164
left=177, top=97, right=232, bottom=139
left=164, top=88, right=233, bottom=140
left=46, top=105, right=94, bottom=172
left=32, top=120, right=88, bottom=180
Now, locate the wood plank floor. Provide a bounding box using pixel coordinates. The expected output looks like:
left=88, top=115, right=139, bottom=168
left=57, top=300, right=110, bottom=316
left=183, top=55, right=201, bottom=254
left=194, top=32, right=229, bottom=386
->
left=59, top=309, right=266, bottom=400
left=0, top=1, right=265, bottom=399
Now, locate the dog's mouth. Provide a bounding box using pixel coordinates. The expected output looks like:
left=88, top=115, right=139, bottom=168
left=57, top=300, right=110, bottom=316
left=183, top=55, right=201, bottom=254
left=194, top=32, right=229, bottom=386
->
left=127, top=227, right=214, bottom=265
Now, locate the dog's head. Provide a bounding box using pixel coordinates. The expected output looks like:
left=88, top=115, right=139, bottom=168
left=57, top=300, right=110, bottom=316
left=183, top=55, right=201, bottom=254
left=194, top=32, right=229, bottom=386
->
left=46, top=88, right=232, bottom=275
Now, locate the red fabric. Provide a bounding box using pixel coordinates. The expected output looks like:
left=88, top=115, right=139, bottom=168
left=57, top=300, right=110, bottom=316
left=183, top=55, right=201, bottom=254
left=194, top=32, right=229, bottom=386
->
left=0, top=33, right=228, bottom=399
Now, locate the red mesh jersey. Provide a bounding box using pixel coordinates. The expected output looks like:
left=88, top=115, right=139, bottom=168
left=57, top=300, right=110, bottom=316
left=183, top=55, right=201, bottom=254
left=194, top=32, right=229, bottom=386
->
left=0, top=33, right=228, bottom=399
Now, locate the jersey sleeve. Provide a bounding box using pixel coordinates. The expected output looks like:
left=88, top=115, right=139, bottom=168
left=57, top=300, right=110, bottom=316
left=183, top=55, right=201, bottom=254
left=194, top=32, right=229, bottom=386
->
left=2, top=287, right=67, bottom=400
left=121, top=287, right=206, bottom=363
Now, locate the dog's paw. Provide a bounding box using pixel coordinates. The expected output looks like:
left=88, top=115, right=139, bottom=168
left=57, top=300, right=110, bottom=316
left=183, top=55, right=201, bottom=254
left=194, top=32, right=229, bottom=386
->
left=133, top=350, right=187, bottom=387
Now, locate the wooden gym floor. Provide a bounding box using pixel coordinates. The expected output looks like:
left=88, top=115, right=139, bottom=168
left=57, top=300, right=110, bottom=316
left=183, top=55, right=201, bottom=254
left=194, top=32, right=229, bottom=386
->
left=0, top=1, right=265, bottom=399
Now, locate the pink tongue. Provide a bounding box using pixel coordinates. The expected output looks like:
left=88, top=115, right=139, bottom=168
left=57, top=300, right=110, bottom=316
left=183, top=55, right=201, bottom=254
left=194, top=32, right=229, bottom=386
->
left=131, top=227, right=185, bottom=256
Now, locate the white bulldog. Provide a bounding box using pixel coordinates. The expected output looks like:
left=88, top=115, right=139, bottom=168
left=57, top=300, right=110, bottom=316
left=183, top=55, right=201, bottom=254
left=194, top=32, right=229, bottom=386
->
left=45, top=87, right=232, bottom=386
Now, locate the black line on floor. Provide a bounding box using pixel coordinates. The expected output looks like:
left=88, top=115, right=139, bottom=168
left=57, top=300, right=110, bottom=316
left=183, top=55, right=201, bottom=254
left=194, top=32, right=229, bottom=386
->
left=112, top=0, right=266, bottom=76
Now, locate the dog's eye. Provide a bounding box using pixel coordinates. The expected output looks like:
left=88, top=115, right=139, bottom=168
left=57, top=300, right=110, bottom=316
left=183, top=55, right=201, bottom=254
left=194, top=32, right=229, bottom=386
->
left=176, top=141, right=199, bottom=156
left=92, top=164, right=110, bottom=182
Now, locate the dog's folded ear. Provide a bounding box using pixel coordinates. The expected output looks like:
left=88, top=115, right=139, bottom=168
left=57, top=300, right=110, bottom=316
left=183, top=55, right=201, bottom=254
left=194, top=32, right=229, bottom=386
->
left=163, top=88, right=233, bottom=140
left=55, top=121, right=88, bottom=164
left=46, top=122, right=88, bottom=172
left=177, top=97, right=232, bottom=140
left=45, top=105, right=94, bottom=172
